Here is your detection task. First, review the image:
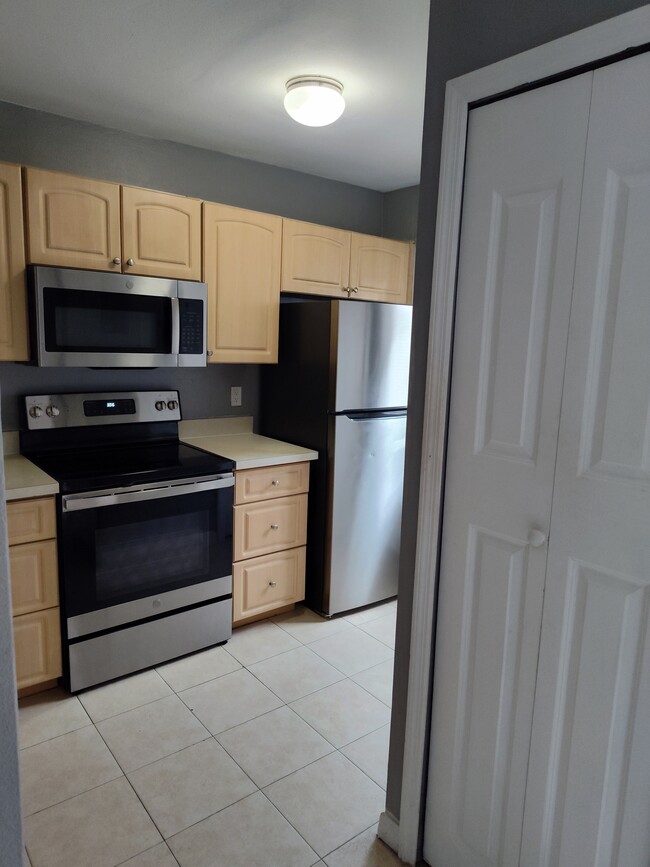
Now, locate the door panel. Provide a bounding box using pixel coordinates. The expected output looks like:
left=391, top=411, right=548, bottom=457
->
left=521, top=53, right=650, bottom=867
left=423, top=72, right=593, bottom=867
left=281, top=219, right=350, bottom=297
left=0, top=162, right=29, bottom=360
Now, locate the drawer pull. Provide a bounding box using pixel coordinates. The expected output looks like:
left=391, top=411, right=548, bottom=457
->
left=270, top=523, right=279, bottom=530
left=271, top=480, right=280, bottom=487
left=269, top=580, right=277, bottom=588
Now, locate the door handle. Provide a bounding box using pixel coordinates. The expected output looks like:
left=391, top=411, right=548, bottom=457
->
left=527, top=529, right=547, bottom=548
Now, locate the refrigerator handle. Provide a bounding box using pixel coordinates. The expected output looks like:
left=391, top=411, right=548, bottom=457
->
left=343, top=409, right=407, bottom=421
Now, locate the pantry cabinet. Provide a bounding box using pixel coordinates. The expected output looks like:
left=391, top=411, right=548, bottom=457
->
left=0, top=162, right=29, bottom=361
left=203, top=202, right=281, bottom=363
left=232, top=461, right=309, bottom=625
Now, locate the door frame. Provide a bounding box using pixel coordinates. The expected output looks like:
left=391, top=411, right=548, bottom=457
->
left=391, top=7, right=650, bottom=863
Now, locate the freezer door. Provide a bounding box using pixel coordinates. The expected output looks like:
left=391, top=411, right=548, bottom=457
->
left=327, top=411, right=406, bottom=615
left=333, top=301, right=412, bottom=411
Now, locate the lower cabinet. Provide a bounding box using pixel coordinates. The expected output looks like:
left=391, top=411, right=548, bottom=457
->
left=7, top=496, right=62, bottom=693
left=232, top=462, right=309, bottom=626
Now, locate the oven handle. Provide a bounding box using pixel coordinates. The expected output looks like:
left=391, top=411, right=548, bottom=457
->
left=62, top=474, right=234, bottom=512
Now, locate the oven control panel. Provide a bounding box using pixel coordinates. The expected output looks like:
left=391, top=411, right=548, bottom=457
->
left=25, top=391, right=182, bottom=429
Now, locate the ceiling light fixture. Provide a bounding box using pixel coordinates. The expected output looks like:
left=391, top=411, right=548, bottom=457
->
left=284, top=75, right=345, bottom=127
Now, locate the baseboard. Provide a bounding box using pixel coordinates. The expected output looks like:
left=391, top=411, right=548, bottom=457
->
left=377, top=810, right=401, bottom=858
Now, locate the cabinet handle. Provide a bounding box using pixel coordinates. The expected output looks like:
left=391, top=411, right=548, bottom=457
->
left=126, top=258, right=135, bottom=266
left=206, top=350, right=214, bottom=357
left=351, top=286, right=359, bottom=294
left=112, top=257, right=122, bottom=265
left=271, top=480, right=280, bottom=487
left=270, top=523, right=279, bottom=530
left=269, top=580, right=277, bottom=588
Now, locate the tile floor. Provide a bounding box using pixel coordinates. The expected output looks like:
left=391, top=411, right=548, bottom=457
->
left=18, top=601, right=407, bottom=867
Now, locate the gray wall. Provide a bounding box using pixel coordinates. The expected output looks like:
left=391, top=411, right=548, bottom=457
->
left=386, top=0, right=648, bottom=827
left=382, top=185, right=420, bottom=241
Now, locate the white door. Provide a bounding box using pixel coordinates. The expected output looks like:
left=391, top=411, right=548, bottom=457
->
left=423, top=73, right=592, bottom=867
left=520, top=52, right=650, bottom=867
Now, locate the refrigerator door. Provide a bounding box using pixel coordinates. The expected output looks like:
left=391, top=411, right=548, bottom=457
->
left=327, top=410, right=407, bottom=615
left=333, top=301, right=412, bottom=412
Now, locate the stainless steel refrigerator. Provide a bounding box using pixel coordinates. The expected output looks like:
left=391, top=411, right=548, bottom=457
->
left=260, top=297, right=412, bottom=616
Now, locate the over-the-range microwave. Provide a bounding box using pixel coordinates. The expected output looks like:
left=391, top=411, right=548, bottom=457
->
left=29, top=265, right=207, bottom=367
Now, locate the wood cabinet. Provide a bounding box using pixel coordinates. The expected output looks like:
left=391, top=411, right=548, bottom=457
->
left=203, top=202, right=281, bottom=363
left=7, top=496, right=61, bottom=693
left=0, top=162, right=29, bottom=361
left=24, top=169, right=201, bottom=279
left=281, top=218, right=412, bottom=304
left=232, top=462, right=309, bottom=626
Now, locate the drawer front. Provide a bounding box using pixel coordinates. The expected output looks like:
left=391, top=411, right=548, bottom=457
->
left=233, top=494, right=307, bottom=561
left=13, top=607, right=62, bottom=690
left=233, top=547, right=306, bottom=623
left=235, top=462, right=310, bottom=504
left=9, top=539, right=59, bottom=616
left=7, top=497, right=56, bottom=545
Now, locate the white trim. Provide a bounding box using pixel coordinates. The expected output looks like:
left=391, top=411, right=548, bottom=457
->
left=377, top=809, right=400, bottom=854
left=398, top=6, right=650, bottom=863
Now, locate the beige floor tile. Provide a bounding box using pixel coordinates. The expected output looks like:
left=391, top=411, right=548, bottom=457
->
left=128, top=739, right=256, bottom=838
left=179, top=668, right=282, bottom=734
left=264, top=752, right=385, bottom=857
left=309, top=629, right=393, bottom=676
left=357, top=613, right=397, bottom=649
left=156, top=645, right=241, bottom=692
left=168, top=791, right=317, bottom=867
left=342, top=601, right=397, bottom=626
left=226, top=620, right=301, bottom=666
left=79, top=670, right=173, bottom=722
left=341, top=725, right=390, bottom=789
left=273, top=606, right=354, bottom=644
left=20, top=726, right=122, bottom=816
left=217, top=705, right=334, bottom=787
left=24, top=777, right=161, bottom=867
left=290, top=679, right=391, bottom=748
left=97, top=695, right=210, bottom=772
left=351, top=660, right=394, bottom=707
left=18, top=688, right=91, bottom=750
left=119, top=842, right=179, bottom=866
left=248, top=646, right=344, bottom=703
left=324, top=824, right=406, bottom=866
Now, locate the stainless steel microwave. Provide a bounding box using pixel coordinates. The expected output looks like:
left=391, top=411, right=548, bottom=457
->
left=29, top=266, right=207, bottom=367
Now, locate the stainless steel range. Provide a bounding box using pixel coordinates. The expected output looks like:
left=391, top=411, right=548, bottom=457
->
left=21, top=390, right=234, bottom=693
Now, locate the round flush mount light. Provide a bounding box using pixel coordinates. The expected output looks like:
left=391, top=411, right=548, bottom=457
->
left=284, top=76, right=345, bottom=127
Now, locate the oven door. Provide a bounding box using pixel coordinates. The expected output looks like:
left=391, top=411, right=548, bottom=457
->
left=60, top=475, right=233, bottom=639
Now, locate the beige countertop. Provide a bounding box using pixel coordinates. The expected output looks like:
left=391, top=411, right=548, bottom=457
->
left=3, top=433, right=59, bottom=501
left=179, top=417, right=318, bottom=470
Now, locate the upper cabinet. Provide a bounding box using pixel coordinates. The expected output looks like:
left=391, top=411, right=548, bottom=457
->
left=25, top=169, right=201, bottom=280
left=0, top=162, right=29, bottom=361
left=203, top=203, right=281, bottom=363
left=281, top=218, right=412, bottom=304
left=121, top=186, right=201, bottom=280
left=24, top=168, right=122, bottom=272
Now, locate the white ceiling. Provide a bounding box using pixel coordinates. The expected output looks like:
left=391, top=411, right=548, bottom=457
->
left=0, top=0, right=430, bottom=192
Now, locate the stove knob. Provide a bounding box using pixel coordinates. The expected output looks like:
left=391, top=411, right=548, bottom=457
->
left=46, top=405, right=60, bottom=418
left=29, top=405, right=43, bottom=418
left=155, top=401, right=166, bottom=411
left=167, top=400, right=179, bottom=411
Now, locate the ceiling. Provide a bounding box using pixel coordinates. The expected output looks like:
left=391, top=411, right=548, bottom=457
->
left=0, top=0, right=430, bottom=192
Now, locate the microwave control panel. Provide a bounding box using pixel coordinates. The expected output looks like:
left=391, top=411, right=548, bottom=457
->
left=179, top=299, right=204, bottom=355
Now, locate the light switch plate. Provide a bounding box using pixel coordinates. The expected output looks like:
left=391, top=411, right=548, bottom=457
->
left=230, top=386, right=242, bottom=407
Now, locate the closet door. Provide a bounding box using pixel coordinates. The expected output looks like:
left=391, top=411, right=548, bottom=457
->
left=422, top=74, right=592, bottom=867
left=520, top=53, right=650, bottom=867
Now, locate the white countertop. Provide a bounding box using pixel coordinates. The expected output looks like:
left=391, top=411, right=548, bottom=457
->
left=4, top=455, right=59, bottom=501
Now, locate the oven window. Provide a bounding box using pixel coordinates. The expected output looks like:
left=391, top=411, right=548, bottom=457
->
left=43, top=286, right=171, bottom=353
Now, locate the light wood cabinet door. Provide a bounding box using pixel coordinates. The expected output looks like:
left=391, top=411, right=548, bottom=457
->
left=203, top=202, right=281, bottom=363
left=25, top=167, right=122, bottom=271
left=9, top=539, right=59, bottom=616
left=7, top=497, right=57, bottom=546
left=281, top=219, right=350, bottom=297
left=121, top=186, right=202, bottom=280
left=349, top=233, right=411, bottom=303
left=13, top=608, right=62, bottom=690
left=233, top=547, right=306, bottom=624
left=0, top=162, right=29, bottom=361
left=235, top=462, right=310, bottom=505
left=233, top=493, right=308, bottom=561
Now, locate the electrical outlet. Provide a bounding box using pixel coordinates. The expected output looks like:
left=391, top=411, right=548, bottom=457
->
left=230, top=386, right=242, bottom=407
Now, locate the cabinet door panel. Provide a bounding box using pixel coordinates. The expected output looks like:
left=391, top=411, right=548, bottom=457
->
left=233, top=494, right=307, bottom=561
left=235, top=462, right=309, bottom=505
left=121, top=186, right=201, bottom=280
left=25, top=168, right=121, bottom=271
left=10, top=539, right=59, bottom=616
left=0, top=162, right=28, bottom=360
left=13, top=608, right=62, bottom=690
left=203, top=202, right=281, bottom=363
left=233, top=547, right=306, bottom=623
left=7, top=497, right=57, bottom=545
left=281, top=219, right=350, bottom=297
left=349, top=234, right=411, bottom=303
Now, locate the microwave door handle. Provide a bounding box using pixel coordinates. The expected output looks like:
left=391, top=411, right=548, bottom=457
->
left=171, top=296, right=181, bottom=356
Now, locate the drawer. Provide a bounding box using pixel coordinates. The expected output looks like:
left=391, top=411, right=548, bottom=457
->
left=233, top=547, right=306, bottom=623
left=9, top=539, right=59, bottom=616
left=235, top=462, right=310, bottom=504
left=13, top=607, right=62, bottom=690
left=7, top=497, right=56, bottom=545
left=233, top=493, right=307, bottom=561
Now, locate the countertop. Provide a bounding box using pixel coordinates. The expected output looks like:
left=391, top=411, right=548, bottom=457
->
left=3, top=432, right=59, bottom=501
left=179, top=417, right=318, bottom=470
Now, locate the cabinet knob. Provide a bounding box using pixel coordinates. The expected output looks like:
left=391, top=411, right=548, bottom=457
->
left=270, top=523, right=279, bottom=530
left=269, top=580, right=277, bottom=588
left=126, top=258, right=135, bottom=266
left=112, top=257, right=122, bottom=265
left=207, top=350, right=214, bottom=357
left=271, top=480, right=280, bottom=487
left=527, top=529, right=547, bottom=548
left=351, top=286, right=359, bottom=294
